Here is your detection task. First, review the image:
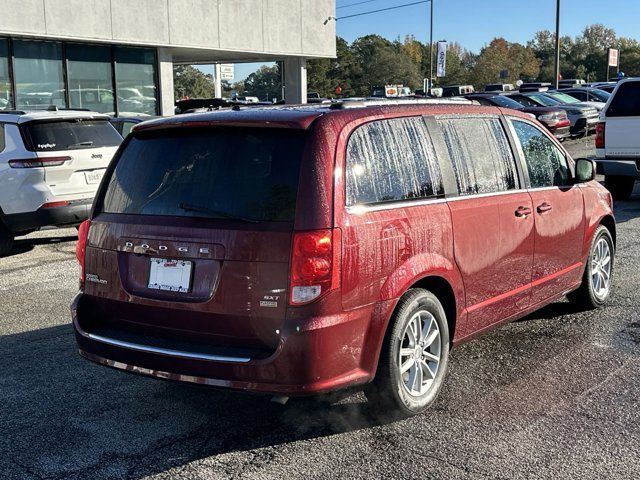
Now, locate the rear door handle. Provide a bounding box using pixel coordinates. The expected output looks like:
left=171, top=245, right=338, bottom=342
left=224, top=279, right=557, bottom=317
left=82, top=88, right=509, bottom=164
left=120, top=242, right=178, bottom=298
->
left=537, top=202, right=553, bottom=214
left=515, top=206, right=532, bottom=217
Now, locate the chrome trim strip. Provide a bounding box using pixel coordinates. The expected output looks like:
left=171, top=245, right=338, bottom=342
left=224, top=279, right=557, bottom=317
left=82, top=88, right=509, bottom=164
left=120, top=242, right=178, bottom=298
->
left=87, top=333, right=252, bottom=363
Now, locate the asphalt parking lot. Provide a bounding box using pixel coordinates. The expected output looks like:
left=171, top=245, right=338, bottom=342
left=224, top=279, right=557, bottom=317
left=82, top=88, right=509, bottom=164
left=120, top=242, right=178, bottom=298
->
left=1, top=139, right=639, bottom=480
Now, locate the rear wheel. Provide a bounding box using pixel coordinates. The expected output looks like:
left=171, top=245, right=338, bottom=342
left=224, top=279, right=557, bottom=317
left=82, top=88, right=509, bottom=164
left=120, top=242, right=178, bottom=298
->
left=604, top=175, right=635, bottom=201
left=365, top=289, right=450, bottom=417
left=568, top=225, right=614, bottom=309
left=0, top=224, right=14, bottom=257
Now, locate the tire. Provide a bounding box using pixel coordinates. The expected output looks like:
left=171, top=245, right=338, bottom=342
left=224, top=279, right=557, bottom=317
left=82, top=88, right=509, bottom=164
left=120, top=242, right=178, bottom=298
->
left=604, top=175, right=635, bottom=201
left=365, top=289, right=450, bottom=417
left=0, top=224, right=14, bottom=257
left=568, top=225, right=614, bottom=310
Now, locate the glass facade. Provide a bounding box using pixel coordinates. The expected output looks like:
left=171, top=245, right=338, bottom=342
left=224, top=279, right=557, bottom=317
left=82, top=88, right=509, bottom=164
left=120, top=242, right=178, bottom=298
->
left=0, top=38, right=158, bottom=115
left=0, top=39, right=11, bottom=110
left=115, top=48, right=157, bottom=115
left=67, top=44, right=115, bottom=114
left=13, top=40, right=65, bottom=111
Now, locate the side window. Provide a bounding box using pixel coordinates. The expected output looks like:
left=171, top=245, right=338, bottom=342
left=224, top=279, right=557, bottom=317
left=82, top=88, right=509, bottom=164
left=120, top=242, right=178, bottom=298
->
left=606, top=82, right=640, bottom=117
left=121, top=121, right=135, bottom=138
left=511, top=120, right=570, bottom=188
left=573, top=91, right=586, bottom=101
left=346, top=117, right=444, bottom=206
left=436, top=116, right=518, bottom=195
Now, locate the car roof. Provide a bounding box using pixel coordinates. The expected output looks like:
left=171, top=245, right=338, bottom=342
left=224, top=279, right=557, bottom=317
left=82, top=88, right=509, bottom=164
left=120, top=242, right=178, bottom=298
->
left=0, top=109, right=110, bottom=124
left=133, top=99, right=533, bottom=134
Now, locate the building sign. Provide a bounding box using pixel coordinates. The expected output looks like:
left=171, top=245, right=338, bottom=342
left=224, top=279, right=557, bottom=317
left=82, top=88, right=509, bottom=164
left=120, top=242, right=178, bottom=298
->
left=220, top=63, right=234, bottom=80
left=608, top=48, right=619, bottom=67
left=436, top=41, right=448, bottom=78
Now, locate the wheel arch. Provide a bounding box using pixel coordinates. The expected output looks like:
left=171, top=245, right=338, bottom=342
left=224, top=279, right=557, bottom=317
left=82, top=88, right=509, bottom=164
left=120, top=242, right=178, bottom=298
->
left=599, top=215, right=616, bottom=247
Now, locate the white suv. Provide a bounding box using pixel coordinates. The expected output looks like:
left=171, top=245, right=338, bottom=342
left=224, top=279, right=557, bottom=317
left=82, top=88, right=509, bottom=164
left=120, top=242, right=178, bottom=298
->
left=595, top=78, right=640, bottom=200
left=0, top=109, right=122, bottom=255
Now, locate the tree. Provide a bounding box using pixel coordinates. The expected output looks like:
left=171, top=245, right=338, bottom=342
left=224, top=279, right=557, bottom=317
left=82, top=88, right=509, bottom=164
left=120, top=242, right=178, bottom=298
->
left=471, top=38, right=540, bottom=89
left=173, top=65, right=215, bottom=100
left=243, top=65, right=282, bottom=102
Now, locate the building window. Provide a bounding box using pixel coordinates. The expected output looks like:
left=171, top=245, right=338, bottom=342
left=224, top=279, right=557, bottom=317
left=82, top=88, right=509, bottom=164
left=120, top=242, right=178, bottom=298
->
left=115, top=47, right=157, bottom=115
left=0, top=39, right=11, bottom=110
left=67, top=44, right=115, bottom=115
left=13, top=40, right=65, bottom=111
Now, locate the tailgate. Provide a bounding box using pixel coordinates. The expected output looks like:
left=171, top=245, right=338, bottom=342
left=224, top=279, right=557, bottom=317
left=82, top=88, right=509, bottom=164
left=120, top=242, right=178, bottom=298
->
left=606, top=117, right=640, bottom=158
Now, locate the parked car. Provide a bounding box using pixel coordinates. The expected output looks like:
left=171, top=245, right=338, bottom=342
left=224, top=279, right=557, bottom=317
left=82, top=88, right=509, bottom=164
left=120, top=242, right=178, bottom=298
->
left=561, top=87, right=611, bottom=104
left=518, top=82, right=552, bottom=92
left=307, top=92, right=331, bottom=104
left=442, top=85, right=475, bottom=97
left=509, top=92, right=599, bottom=137
left=0, top=109, right=122, bottom=255
left=595, top=78, right=640, bottom=200
left=543, top=90, right=606, bottom=112
left=590, top=82, right=618, bottom=94
left=72, top=100, right=615, bottom=416
left=558, top=79, right=586, bottom=89
left=467, top=93, right=570, bottom=140
left=485, top=83, right=515, bottom=92
left=109, top=115, right=159, bottom=138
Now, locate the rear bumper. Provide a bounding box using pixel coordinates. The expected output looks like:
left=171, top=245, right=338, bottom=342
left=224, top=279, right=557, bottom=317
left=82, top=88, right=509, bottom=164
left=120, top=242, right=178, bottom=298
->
left=2, top=199, right=92, bottom=234
left=72, top=293, right=378, bottom=396
left=550, top=125, right=570, bottom=139
left=596, top=159, right=640, bottom=178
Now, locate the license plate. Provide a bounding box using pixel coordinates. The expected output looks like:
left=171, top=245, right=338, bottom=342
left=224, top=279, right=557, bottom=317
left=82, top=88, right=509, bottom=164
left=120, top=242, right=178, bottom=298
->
left=85, top=169, right=105, bottom=185
left=148, top=258, right=193, bottom=293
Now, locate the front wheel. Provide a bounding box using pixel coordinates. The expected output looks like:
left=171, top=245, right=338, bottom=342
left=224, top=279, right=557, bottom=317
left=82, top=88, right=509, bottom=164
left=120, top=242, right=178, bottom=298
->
left=604, top=175, right=635, bottom=201
left=568, top=225, right=614, bottom=309
left=365, top=289, right=450, bottom=416
left=0, top=224, right=14, bottom=257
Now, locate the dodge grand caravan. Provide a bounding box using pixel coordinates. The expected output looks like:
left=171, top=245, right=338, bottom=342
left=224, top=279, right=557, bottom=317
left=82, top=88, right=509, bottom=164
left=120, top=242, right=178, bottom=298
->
left=72, top=100, right=616, bottom=415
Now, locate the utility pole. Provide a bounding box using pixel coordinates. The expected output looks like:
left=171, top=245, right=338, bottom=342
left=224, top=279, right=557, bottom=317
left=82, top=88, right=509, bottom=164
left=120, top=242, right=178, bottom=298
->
left=429, top=0, right=434, bottom=92
left=554, top=0, right=561, bottom=89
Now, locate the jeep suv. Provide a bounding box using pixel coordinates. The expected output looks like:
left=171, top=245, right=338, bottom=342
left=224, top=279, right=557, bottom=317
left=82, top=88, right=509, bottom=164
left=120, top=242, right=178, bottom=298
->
left=72, top=100, right=615, bottom=415
left=595, top=78, right=640, bottom=200
left=0, top=110, right=122, bottom=255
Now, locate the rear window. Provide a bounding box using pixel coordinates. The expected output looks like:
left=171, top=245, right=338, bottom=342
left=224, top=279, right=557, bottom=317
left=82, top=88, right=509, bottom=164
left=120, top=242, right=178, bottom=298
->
left=23, top=120, right=122, bottom=152
left=606, top=82, right=640, bottom=117
left=101, top=128, right=306, bottom=222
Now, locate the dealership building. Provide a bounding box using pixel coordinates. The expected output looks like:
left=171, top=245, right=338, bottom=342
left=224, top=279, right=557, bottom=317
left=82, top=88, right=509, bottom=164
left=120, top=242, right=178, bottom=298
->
left=0, top=0, right=336, bottom=116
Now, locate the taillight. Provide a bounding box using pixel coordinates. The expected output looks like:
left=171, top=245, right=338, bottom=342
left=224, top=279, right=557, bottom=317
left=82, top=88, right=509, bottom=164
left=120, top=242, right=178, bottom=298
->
left=595, top=122, right=606, bottom=149
left=76, top=220, right=91, bottom=290
left=289, top=229, right=341, bottom=305
left=42, top=200, right=71, bottom=209
left=8, top=156, right=71, bottom=168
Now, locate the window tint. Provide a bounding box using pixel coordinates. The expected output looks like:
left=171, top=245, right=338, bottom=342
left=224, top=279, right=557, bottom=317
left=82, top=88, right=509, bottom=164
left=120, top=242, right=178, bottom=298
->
left=102, top=128, right=305, bottom=222
left=606, top=82, right=640, bottom=117
left=13, top=40, right=65, bottom=111
left=346, top=117, right=443, bottom=206
left=0, top=39, right=11, bottom=110
left=67, top=44, right=115, bottom=115
left=115, top=48, right=158, bottom=115
left=436, top=116, right=517, bottom=195
left=23, top=120, right=122, bottom=151
left=511, top=120, right=570, bottom=188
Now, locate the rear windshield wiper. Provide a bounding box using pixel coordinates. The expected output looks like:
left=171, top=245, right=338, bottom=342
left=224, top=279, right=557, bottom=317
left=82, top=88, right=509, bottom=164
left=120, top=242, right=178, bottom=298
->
left=179, top=203, right=259, bottom=223
left=68, top=141, right=94, bottom=148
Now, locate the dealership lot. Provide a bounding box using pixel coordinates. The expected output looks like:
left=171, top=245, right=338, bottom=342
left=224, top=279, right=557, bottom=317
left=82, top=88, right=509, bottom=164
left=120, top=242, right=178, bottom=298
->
left=1, top=140, right=639, bottom=480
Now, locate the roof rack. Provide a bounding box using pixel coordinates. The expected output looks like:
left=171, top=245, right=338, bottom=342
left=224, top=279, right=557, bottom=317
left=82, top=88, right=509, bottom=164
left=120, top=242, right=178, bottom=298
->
left=329, top=97, right=476, bottom=110
left=0, top=110, right=27, bottom=115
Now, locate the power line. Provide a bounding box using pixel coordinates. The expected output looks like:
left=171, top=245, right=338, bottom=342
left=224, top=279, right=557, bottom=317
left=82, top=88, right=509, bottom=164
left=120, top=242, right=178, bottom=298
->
left=336, top=1, right=430, bottom=21
left=337, top=0, right=380, bottom=10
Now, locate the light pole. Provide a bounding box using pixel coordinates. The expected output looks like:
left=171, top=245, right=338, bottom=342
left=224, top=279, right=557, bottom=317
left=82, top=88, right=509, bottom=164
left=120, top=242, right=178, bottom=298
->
left=554, top=0, right=561, bottom=88
left=428, top=0, right=434, bottom=93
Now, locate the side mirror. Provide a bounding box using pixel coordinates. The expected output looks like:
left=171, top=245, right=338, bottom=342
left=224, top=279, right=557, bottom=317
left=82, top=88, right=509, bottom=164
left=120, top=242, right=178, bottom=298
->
left=575, top=158, right=597, bottom=183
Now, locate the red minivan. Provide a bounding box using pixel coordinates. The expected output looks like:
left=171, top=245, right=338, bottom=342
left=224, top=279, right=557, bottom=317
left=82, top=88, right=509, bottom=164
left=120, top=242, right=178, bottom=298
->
left=72, top=100, right=616, bottom=415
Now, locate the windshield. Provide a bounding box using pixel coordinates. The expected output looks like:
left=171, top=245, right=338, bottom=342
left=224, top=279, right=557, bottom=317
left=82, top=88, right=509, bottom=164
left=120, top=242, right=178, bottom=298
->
left=101, top=128, right=306, bottom=222
left=24, top=120, right=122, bottom=151
left=547, top=92, right=580, bottom=104
left=587, top=89, right=610, bottom=102
left=489, top=95, right=524, bottom=109
left=526, top=94, right=561, bottom=107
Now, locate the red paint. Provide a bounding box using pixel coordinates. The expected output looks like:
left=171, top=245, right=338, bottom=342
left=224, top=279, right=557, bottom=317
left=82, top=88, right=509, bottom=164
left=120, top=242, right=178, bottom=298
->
left=73, top=103, right=615, bottom=396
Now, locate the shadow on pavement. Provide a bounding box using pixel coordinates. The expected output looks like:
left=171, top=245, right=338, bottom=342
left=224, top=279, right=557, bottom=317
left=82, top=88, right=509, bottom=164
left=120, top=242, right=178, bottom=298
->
left=8, top=234, right=77, bottom=257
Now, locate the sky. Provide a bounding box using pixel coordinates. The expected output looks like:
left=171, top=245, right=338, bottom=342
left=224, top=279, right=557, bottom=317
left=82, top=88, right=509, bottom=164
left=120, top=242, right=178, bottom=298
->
left=199, top=0, right=640, bottom=82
